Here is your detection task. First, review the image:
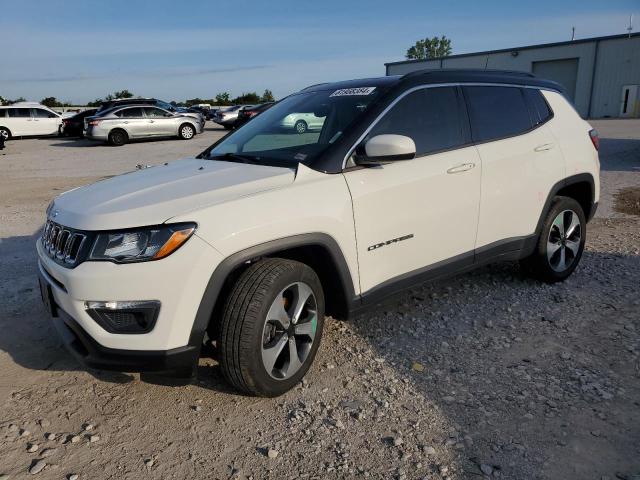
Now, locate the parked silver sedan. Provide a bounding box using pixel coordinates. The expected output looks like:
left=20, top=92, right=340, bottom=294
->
left=85, top=105, right=204, bottom=146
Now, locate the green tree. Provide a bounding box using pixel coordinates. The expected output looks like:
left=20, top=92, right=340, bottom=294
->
left=214, top=92, right=231, bottom=105
left=113, top=89, right=134, bottom=99
left=261, top=89, right=275, bottom=102
left=185, top=97, right=206, bottom=107
left=406, top=36, right=452, bottom=60
left=232, top=92, right=261, bottom=105
left=41, top=97, right=61, bottom=108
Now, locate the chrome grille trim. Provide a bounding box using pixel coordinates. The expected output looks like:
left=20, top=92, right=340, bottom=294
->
left=41, top=220, right=87, bottom=266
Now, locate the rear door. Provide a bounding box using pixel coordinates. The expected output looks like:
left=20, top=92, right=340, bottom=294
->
left=343, top=86, right=481, bottom=295
left=143, top=107, right=175, bottom=136
left=7, top=108, right=33, bottom=136
left=463, top=86, right=565, bottom=254
left=31, top=108, right=61, bottom=135
left=116, top=107, right=147, bottom=138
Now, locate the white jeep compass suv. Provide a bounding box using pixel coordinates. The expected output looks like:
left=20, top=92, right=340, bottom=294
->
left=37, top=70, right=600, bottom=397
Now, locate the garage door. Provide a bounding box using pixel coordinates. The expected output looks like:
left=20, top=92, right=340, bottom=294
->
left=532, top=58, right=579, bottom=101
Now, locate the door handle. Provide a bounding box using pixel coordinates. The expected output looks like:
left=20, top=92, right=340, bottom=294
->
left=148, top=120, right=155, bottom=123
left=447, top=163, right=475, bottom=174
left=534, top=143, right=554, bottom=152
left=123, top=121, right=129, bottom=124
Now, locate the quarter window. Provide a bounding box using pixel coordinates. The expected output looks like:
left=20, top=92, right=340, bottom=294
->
left=463, top=86, right=532, bottom=142
left=523, top=88, right=553, bottom=126
left=367, top=87, right=465, bottom=156
left=0, top=109, right=6, bottom=118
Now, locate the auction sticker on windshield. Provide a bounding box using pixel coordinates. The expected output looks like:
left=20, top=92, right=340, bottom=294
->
left=330, top=87, right=376, bottom=97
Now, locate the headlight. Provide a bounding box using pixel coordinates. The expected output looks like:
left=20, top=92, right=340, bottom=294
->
left=89, top=223, right=196, bottom=263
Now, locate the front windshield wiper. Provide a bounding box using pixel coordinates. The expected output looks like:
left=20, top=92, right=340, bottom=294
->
left=207, top=152, right=261, bottom=165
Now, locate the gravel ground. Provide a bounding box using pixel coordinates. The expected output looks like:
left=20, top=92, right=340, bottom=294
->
left=0, top=121, right=639, bottom=480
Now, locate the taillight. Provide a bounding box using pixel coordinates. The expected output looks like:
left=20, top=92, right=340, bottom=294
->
left=589, top=129, right=599, bottom=151
left=248, top=112, right=257, bottom=117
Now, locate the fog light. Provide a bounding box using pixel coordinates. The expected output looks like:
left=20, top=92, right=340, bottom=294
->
left=85, top=300, right=160, bottom=334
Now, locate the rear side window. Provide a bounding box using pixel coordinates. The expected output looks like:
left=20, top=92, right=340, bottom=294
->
left=463, top=86, right=532, bottom=142
left=368, top=86, right=465, bottom=156
left=8, top=108, right=31, bottom=118
left=523, top=88, right=553, bottom=126
left=0, top=109, right=6, bottom=118
left=116, top=107, right=143, bottom=118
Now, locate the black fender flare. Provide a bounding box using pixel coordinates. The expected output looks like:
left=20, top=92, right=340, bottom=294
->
left=535, top=173, right=596, bottom=235
left=187, top=233, right=356, bottom=352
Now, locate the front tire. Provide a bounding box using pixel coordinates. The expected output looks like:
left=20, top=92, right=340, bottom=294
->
left=108, top=129, right=128, bottom=146
left=179, top=123, right=195, bottom=140
left=219, top=258, right=325, bottom=397
left=294, top=120, right=307, bottom=134
left=0, top=127, right=11, bottom=141
left=521, top=196, right=586, bottom=283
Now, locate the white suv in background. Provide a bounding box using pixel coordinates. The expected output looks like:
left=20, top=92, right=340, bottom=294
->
left=37, top=70, right=600, bottom=397
left=0, top=102, right=62, bottom=140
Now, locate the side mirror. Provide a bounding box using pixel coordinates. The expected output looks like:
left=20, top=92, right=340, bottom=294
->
left=355, top=134, right=416, bottom=165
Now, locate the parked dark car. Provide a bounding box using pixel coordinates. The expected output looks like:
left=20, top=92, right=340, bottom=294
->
left=60, top=109, right=97, bottom=137
left=236, top=102, right=275, bottom=127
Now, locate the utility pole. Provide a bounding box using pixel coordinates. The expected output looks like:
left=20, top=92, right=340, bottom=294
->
left=627, top=14, right=633, bottom=38
left=571, top=26, right=575, bottom=41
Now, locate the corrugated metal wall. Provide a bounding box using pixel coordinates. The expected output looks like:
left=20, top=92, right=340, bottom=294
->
left=386, top=35, right=640, bottom=118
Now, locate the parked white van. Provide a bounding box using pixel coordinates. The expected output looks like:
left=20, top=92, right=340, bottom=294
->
left=0, top=102, right=62, bottom=140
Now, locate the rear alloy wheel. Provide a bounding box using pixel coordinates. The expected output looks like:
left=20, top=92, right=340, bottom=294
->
left=0, top=127, right=11, bottom=141
left=294, top=120, right=307, bottom=134
left=219, top=258, right=325, bottom=397
left=521, top=196, right=586, bottom=283
left=108, top=129, right=127, bottom=146
left=179, top=123, right=195, bottom=140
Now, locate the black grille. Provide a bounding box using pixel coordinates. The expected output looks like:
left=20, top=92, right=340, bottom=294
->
left=41, top=220, right=87, bottom=267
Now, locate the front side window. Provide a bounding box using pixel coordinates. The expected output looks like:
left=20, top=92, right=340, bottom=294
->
left=0, top=109, right=6, bottom=118
left=32, top=108, right=58, bottom=118
left=144, top=107, right=170, bottom=118
left=367, top=87, right=465, bottom=156
left=463, top=86, right=532, bottom=142
left=204, top=86, right=388, bottom=167
left=8, top=108, right=31, bottom=118
left=116, top=107, right=144, bottom=118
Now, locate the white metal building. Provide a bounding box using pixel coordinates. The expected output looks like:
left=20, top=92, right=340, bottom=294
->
left=385, top=33, right=640, bottom=118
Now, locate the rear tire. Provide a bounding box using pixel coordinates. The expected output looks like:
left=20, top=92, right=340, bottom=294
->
left=108, top=129, right=127, bottom=146
left=520, top=196, right=586, bottom=283
left=179, top=123, right=195, bottom=140
left=218, top=258, right=325, bottom=397
left=0, top=127, right=11, bottom=141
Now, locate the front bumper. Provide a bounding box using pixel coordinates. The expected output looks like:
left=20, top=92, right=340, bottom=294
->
left=36, top=233, right=222, bottom=373
left=49, top=300, right=199, bottom=375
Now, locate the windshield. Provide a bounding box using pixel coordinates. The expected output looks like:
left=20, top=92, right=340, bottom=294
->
left=204, top=87, right=386, bottom=167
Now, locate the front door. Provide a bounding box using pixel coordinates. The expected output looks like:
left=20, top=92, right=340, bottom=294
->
left=343, top=86, right=481, bottom=296
left=31, top=108, right=61, bottom=135
left=143, top=107, right=175, bottom=136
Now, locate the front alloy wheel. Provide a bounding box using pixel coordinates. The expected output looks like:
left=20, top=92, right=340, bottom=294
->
left=218, top=258, right=325, bottom=397
left=262, top=282, right=318, bottom=380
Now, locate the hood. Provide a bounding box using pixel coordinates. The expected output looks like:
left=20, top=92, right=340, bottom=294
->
left=51, top=158, right=295, bottom=231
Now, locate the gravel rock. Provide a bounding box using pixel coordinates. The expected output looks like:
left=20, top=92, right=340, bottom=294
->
left=29, top=460, right=46, bottom=475
left=40, top=448, right=58, bottom=458
left=26, top=443, right=39, bottom=453
left=480, top=463, right=493, bottom=475
left=68, top=475, right=78, bottom=480
left=88, top=435, right=100, bottom=443
left=267, top=449, right=279, bottom=459
left=44, top=433, right=56, bottom=441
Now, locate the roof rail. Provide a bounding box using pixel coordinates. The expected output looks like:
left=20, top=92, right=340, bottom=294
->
left=402, top=68, right=537, bottom=80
